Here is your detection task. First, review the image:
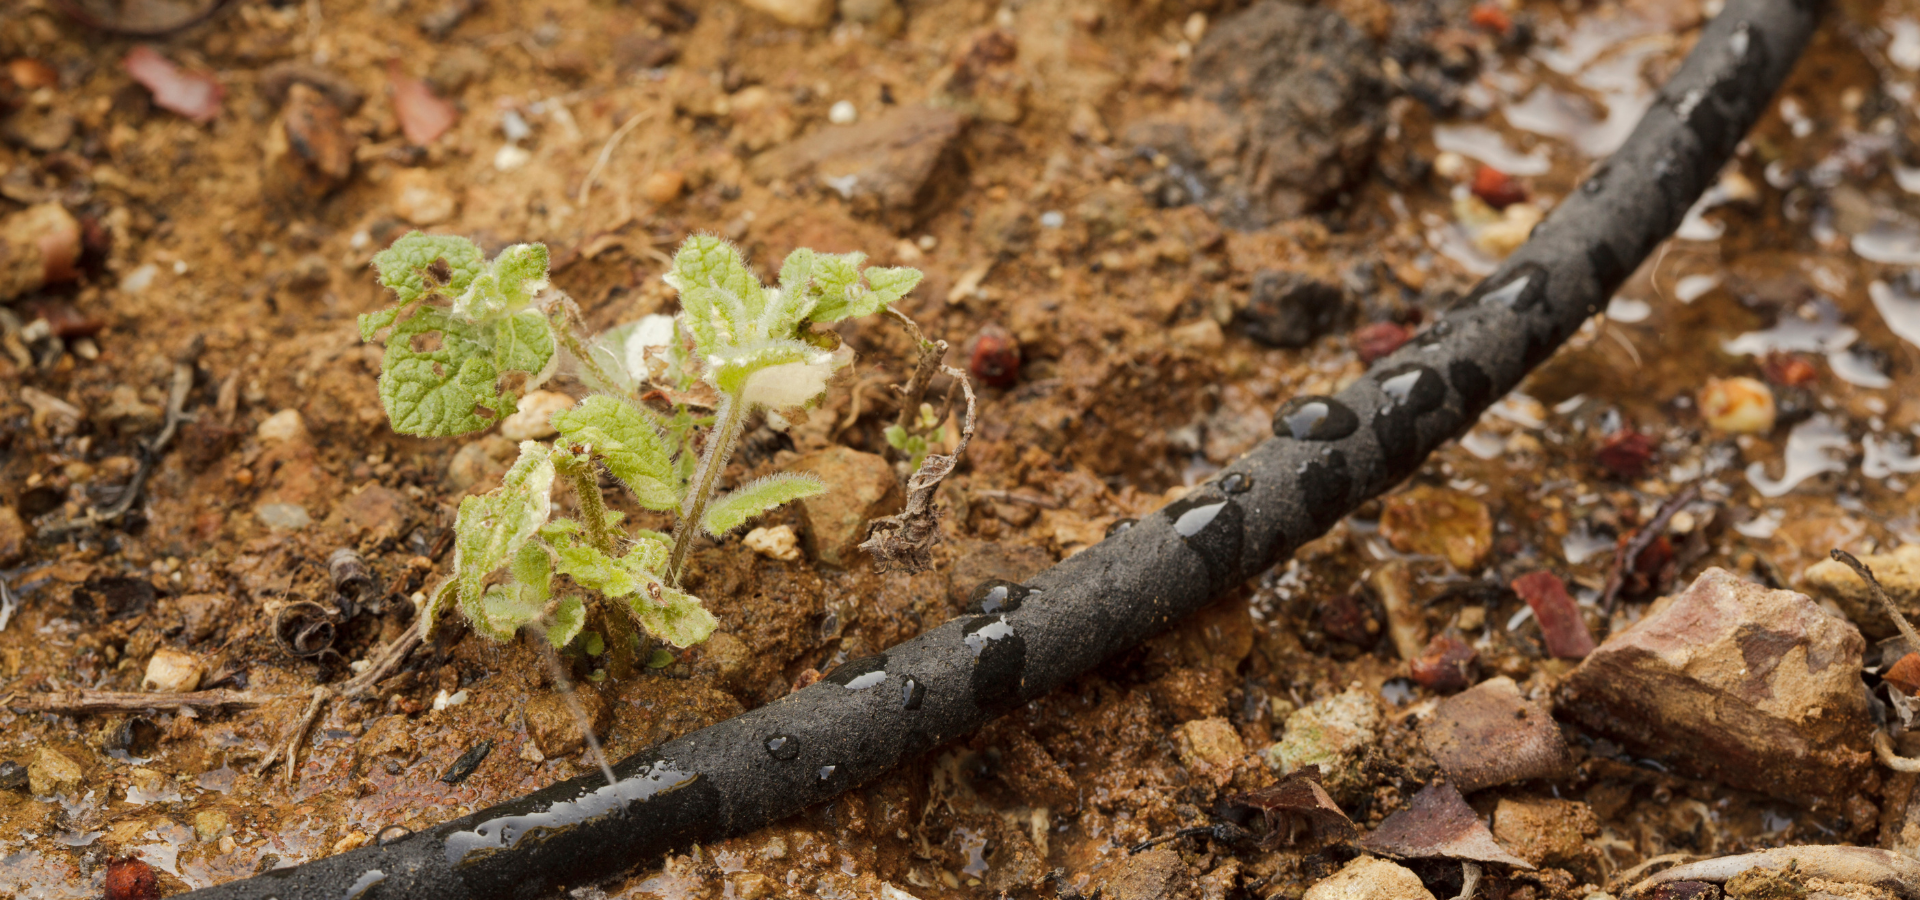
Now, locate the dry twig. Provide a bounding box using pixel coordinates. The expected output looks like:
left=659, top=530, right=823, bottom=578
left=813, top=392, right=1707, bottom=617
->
left=1600, top=483, right=1700, bottom=613
left=861, top=365, right=976, bottom=573
left=5, top=688, right=278, bottom=714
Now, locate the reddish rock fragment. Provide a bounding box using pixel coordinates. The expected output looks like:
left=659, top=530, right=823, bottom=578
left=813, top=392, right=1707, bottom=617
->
left=1510, top=570, right=1595, bottom=658
left=1352, top=321, right=1411, bottom=363
left=9, top=58, right=59, bottom=90
left=968, top=324, right=1021, bottom=389
left=1557, top=568, right=1873, bottom=810
left=1409, top=634, right=1477, bottom=693
left=0, top=202, right=80, bottom=300
left=21, top=300, right=104, bottom=339
left=1422, top=676, right=1572, bottom=792
left=1319, top=592, right=1382, bottom=646
left=1471, top=165, right=1526, bottom=209
left=1362, top=780, right=1533, bottom=868
left=1596, top=429, right=1657, bottom=480
left=1761, top=351, right=1817, bottom=388
left=1468, top=3, right=1513, bottom=35
left=105, top=855, right=160, bottom=900
left=123, top=46, right=222, bottom=123
left=1889, top=653, right=1920, bottom=694
left=265, top=82, right=356, bottom=201
left=388, top=61, right=458, bottom=146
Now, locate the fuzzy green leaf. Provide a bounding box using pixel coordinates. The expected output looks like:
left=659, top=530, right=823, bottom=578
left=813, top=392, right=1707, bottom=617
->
left=862, top=266, right=924, bottom=308
left=453, top=243, right=552, bottom=321
left=422, top=576, right=458, bottom=639
left=452, top=442, right=556, bottom=627
left=551, top=396, right=681, bottom=510
left=551, top=534, right=666, bottom=599
left=801, top=252, right=867, bottom=322
left=379, top=305, right=518, bottom=437
left=471, top=541, right=554, bottom=642
left=769, top=248, right=820, bottom=336
left=371, top=232, right=485, bottom=310
left=668, top=235, right=763, bottom=355
left=545, top=595, right=586, bottom=648
left=490, top=310, right=557, bottom=381
left=629, top=585, right=718, bottom=649
left=702, top=473, right=827, bottom=537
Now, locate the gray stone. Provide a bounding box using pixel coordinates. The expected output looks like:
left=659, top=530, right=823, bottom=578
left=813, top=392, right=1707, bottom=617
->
left=1240, top=269, right=1349, bottom=348
left=751, top=106, right=966, bottom=232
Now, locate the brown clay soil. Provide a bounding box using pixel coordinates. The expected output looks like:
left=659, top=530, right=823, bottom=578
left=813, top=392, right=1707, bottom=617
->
left=6, top=0, right=1920, bottom=897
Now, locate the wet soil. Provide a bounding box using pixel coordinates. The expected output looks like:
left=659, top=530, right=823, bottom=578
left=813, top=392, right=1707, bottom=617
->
left=6, top=0, right=1920, bottom=897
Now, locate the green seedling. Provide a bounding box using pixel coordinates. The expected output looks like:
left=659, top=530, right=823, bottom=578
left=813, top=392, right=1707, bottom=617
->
left=360, top=232, right=923, bottom=658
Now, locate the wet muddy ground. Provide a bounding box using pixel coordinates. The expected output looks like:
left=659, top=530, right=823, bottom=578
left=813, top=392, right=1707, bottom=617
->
left=7, top=0, right=1920, bottom=897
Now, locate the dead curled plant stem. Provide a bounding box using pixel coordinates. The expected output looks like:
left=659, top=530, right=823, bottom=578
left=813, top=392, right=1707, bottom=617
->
left=861, top=364, right=976, bottom=574
left=1832, top=548, right=1920, bottom=774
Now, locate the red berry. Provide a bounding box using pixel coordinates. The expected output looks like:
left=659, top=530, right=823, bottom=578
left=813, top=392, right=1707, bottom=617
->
left=1471, top=165, right=1527, bottom=209
left=1351, top=322, right=1411, bottom=363
left=105, top=856, right=160, bottom=900
left=968, top=325, right=1021, bottom=389
left=1469, top=3, right=1512, bottom=36
left=1595, top=429, right=1657, bottom=480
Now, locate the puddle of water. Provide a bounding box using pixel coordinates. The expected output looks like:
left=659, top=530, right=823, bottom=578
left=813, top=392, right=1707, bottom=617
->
left=1868, top=277, right=1920, bottom=347
left=1432, top=124, right=1553, bottom=176
left=1721, top=299, right=1888, bottom=388
left=1853, top=223, right=1920, bottom=264
left=1746, top=415, right=1850, bottom=498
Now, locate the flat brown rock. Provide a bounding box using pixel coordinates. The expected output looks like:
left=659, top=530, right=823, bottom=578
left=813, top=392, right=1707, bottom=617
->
left=1556, top=568, right=1872, bottom=810
left=1422, top=676, right=1572, bottom=792
left=751, top=105, right=966, bottom=232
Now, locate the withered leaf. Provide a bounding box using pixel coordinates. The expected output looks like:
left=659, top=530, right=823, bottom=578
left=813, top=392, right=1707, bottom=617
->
left=1363, top=780, right=1533, bottom=869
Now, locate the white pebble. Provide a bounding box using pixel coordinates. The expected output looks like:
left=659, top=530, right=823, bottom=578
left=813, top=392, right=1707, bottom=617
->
left=744, top=525, right=801, bottom=561
left=256, top=409, right=307, bottom=443
left=1039, top=210, right=1064, bottom=229
left=828, top=100, right=858, bottom=124
left=499, top=390, right=576, bottom=441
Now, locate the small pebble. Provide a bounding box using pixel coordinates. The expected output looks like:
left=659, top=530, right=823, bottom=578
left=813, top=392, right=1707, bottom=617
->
left=643, top=170, right=685, bottom=205
left=744, top=525, right=801, bottom=561
left=828, top=100, right=858, bottom=124
left=143, top=649, right=205, bottom=693
left=1039, top=210, right=1064, bottom=228
left=256, top=409, right=307, bottom=443
left=1700, top=376, right=1776, bottom=433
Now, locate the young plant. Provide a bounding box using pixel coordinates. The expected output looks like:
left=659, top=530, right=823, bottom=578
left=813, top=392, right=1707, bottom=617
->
left=359, top=232, right=923, bottom=658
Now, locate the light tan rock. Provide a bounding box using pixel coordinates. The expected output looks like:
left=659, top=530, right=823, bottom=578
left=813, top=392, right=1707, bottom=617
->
left=1265, top=687, right=1382, bottom=801
left=256, top=408, right=307, bottom=443
left=1557, top=568, right=1871, bottom=810
left=28, top=746, right=83, bottom=797
left=1174, top=717, right=1247, bottom=787
left=738, top=0, right=833, bottom=27
left=1802, top=544, right=1920, bottom=640
left=142, top=648, right=205, bottom=693
left=1493, top=797, right=1601, bottom=873
left=786, top=447, right=903, bottom=568
left=390, top=167, right=458, bottom=225
left=1305, top=857, right=1436, bottom=900
left=744, top=525, right=800, bottom=561
left=751, top=105, right=966, bottom=232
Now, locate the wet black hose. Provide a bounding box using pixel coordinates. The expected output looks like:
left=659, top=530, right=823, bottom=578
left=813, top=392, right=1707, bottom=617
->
left=187, top=1, right=1822, bottom=896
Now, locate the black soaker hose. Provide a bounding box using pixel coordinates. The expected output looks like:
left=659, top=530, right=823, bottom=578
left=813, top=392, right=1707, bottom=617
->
left=187, top=1, right=1822, bottom=896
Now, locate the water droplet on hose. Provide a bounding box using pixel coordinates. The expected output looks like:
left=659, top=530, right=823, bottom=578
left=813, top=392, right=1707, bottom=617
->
left=376, top=825, right=412, bottom=846
left=966, top=580, right=1033, bottom=615
left=1474, top=264, right=1548, bottom=311
left=765, top=734, right=800, bottom=761
left=1162, top=492, right=1245, bottom=586
left=1376, top=364, right=1445, bottom=415
left=824, top=654, right=888, bottom=689
left=818, top=765, right=837, bottom=781
left=902, top=676, right=926, bottom=710
left=1106, top=517, right=1138, bottom=537
left=1219, top=472, right=1253, bottom=494
left=1272, top=396, right=1359, bottom=441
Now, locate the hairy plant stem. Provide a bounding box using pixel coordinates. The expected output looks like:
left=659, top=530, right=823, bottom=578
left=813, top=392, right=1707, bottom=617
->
left=556, top=454, right=636, bottom=677
left=667, top=393, right=748, bottom=585
left=550, top=307, right=621, bottom=394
